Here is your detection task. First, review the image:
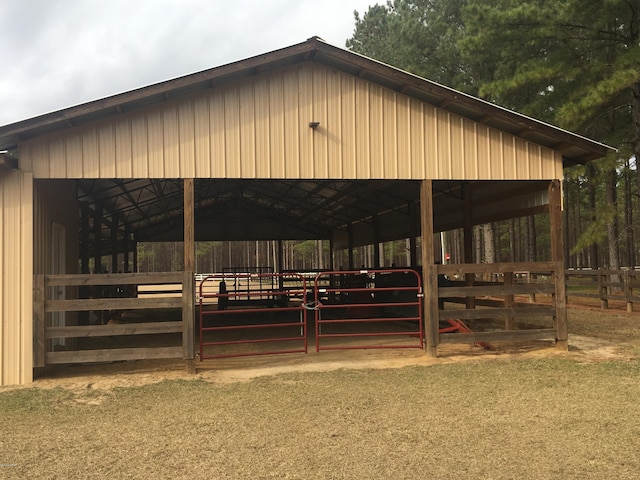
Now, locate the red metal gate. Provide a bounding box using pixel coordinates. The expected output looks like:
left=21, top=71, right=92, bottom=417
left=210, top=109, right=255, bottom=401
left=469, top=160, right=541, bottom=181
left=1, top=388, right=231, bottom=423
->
left=198, top=272, right=308, bottom=360
left=313, top=269, right=423, bottom=351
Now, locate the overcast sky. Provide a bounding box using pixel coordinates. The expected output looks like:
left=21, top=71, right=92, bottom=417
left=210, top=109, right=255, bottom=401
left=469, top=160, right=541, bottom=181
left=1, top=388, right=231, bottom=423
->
left=0, top=0, right=375, bottom=126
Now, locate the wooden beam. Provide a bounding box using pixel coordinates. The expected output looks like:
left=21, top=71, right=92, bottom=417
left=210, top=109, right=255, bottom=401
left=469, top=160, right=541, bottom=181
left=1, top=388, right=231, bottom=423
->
left=47, top=321, right=183, bottom=338
left=549, top=179, right=568, bottom=350
left=183, top=179, right=196, bottom=372
left=46, top=347, right=183, bottom=364
left=439, top=328, right=556, bottom=344
left=420, top=180, right=438, bottom=356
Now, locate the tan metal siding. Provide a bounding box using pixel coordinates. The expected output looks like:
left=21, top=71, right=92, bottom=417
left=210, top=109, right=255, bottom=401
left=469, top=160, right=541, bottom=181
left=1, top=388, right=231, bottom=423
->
left=0, top=171, right=33, bottom=386
left=21, top=63, right=563, bottom=181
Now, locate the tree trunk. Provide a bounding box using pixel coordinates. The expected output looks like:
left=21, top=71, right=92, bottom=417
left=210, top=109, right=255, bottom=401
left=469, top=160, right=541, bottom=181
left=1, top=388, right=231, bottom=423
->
left=606, top=167, right=620, bottom=271
left=586, top=163, right=599, bottom=269
left=624, top=159, right=634, bottom=268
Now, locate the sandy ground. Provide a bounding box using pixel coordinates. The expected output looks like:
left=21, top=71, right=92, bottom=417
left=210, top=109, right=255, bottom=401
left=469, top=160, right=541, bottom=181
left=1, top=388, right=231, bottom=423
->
left=12, top=332, right=628, bottom=393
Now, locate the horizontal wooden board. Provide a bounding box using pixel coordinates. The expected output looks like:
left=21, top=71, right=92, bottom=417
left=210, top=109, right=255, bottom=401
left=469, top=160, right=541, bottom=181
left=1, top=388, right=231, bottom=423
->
left=440, top=284, right=555, bottom=297
left=45, top=272, right=183, bottom=286
left=46, top=297, right=182, bottom=312
left=46, top=346, right=183, bottom=364
left=439, top=306, right=555, bottom=320
left=439, top=261, right=556, bottom=275
left=439, top=328, right=557, bottom=344
left=46, top=321, right=183, bottom=338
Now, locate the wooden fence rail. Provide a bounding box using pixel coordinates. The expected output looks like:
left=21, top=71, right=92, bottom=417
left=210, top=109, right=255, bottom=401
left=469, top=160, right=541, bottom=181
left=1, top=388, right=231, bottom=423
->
left=34, top=272, right=189, bottom=366
left=435, top=261, right=561, bottom=346
left=565, top=269, right=640, bottom=312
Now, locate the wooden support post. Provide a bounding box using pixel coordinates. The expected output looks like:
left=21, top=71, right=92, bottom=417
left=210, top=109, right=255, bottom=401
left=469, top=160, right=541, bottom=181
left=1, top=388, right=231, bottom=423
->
left=420, top=180, right=438, bottom=357
left=183, top=179, right=196, bottom=373
left=549, top=180, right=568, bottom=350
left=625, top=270, right=633, bottom=312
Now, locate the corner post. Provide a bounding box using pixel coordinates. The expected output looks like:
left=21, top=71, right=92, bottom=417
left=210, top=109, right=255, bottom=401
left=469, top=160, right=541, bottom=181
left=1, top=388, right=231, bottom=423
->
left=183, top=179, right=196, bottom=373
left=549, top=180, right=568, bottom=350
left=420, top=180, right=438, bottom=357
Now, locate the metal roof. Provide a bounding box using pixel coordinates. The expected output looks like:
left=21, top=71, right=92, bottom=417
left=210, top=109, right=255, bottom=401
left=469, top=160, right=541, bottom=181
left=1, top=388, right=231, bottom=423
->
left=0, top=36, right=614, bottom=166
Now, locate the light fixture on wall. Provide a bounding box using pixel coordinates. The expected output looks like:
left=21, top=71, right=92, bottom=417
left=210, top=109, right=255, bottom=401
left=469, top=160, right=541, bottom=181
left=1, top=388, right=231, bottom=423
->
left=309, top=121, right=320, bottom=129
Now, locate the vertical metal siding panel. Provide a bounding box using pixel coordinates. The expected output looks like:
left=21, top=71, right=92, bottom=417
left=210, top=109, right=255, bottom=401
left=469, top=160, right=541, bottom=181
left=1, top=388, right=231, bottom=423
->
left=65, top=134, right=83, bottom=178
left=239, top=83, right=256, bottom=178
left=515, top=138, right=529, bottom=179
left=283, top=72, right=300, bottom=178
left=98, top=124, right=116, bottom=177
left=131, top=115, right=149, bottom=178
left=326, top=69, right=343, bottom=179
left=369, top=85, right=384, bottom=178
left=254, top=77, right=271, bottom=178
left=269, top=75, right=285, bottom=178
left=20, top=173, right=33, bottom=384
left=450, top=116, right=465, bottom=178
left=194, top=96, right=211, bottom=177
left=409, top=99, right=425, bottom=179
left=209, top=92, right=226, bottom=178
left=340, top=74, right=356, bottom=178
left=476, top=125, right=491, bottom=178
left=549, top=150, right=563, bottom=179
left=115, top=119, right=133, bottom=178
left=163, top=105, right=180, bottom=177
left=437, top=110, right=452, bottom=178
left=462, top=119, right=478, bottom=180
left=298, top=67, right=314, bottom=178
left=383, top=89, right=398, bottom=179
left=489, top=129, right=504, bottom=180
left=529, top=144, right=543, bottom=179
left=31, top=141, right=50, bottom=178
left=224, top=88, right=241, bottom=178
left=424, top=105, right=438, bottom=178
left=82, top=129, right=100, bottom=178
left=48, top=137, right=66, bottom=178
left=313, top=66, right=329, bottom=179
left=2, top=174, right=19, bottom=384
left=355, top=80, right=370, bottom=178
left=0, top=180, right=4, bottom=384
left=179, top=102, right=196, bottom=178
left=147, top=109, right=165, bottom=177
left=19, top=143, right=33, bottom=172
left=503, top=135, right=517, bottom=179
left=396, top=96, right=410, bottom=178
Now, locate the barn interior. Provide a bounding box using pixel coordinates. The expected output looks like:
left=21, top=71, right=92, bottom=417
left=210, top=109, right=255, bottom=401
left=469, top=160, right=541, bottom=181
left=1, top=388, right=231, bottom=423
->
left=33, top=175, right=560, bottom=368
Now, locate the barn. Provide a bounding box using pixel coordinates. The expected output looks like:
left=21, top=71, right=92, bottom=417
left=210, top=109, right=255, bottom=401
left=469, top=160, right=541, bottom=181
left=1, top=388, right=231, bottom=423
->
left=0, top=37, right=612, bottom=386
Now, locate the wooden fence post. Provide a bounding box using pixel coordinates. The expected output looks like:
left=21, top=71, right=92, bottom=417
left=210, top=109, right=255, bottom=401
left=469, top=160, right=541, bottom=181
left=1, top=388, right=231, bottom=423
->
left=599, top=270, right=608, bottom=309
left=183, top=179, right=196, bottom=374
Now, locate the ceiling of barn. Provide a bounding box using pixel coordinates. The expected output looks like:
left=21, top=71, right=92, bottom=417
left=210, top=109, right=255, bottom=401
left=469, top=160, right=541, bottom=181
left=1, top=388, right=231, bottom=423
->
left=75, top=178, right=550, bottom=254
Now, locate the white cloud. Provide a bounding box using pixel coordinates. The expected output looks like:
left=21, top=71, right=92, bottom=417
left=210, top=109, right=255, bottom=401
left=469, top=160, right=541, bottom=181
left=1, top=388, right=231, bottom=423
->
left=0, top=0, right=373, bottom=125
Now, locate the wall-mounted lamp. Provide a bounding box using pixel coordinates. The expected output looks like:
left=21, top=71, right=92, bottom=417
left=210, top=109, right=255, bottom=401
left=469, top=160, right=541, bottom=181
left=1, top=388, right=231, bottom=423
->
left=309, top=121, right=320, bottom=129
